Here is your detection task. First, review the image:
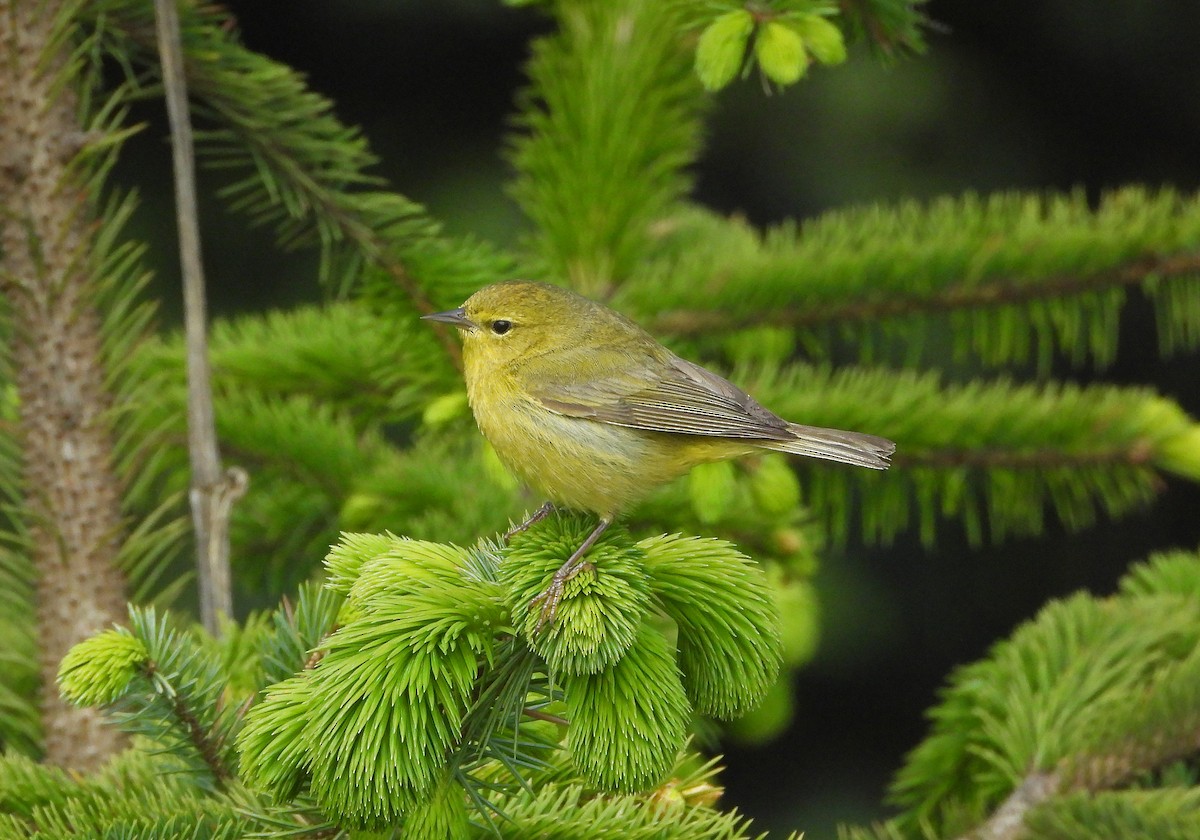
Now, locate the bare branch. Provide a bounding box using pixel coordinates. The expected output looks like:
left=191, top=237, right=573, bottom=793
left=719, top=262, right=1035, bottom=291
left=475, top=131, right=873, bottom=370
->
left=154, top=0, right=243, bottom=634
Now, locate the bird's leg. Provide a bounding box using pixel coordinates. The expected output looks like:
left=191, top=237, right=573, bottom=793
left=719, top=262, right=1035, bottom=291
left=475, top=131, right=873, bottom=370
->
left=505, top=501, right=555, bottom=542
left=530, top=516, right=612, bottom=633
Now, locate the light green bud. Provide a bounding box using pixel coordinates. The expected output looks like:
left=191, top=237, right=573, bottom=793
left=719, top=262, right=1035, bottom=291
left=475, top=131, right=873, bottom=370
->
left=776, top=578, right=820, bottom=667
left=58, top=630, right=147, bottom=706
left=755, top=21, right=808, bottom=86
left=724, top=677, right=794, bottom=744
left=689, top=460, right=738, bottom=524
left=696, top=10, right=755, bottom=91
left=339, top=492, right=386, bottom=530
left=749, top=453, right=802, bottom=517
left=795, top=14, right=847, bottom=65
left=480, top=440, right=520, bottom=490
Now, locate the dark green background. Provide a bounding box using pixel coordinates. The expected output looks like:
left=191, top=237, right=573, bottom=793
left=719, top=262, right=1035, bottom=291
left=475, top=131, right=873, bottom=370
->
left=113, top=1, right=1200, bottom=833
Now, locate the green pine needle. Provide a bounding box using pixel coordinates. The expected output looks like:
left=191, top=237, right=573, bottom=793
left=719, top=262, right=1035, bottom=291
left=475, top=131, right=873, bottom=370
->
left=400, top=769, right=471, bottom=840
left=258, top=581, right=343, bottom=686
left=284, top=618, right=479, bottom=828
left=487, top=778, right=761, bottom=839
left=1119, top=548, right=1200, bottom=599
left=501, top=514, right=652, bottom=675
left=622, top=190, right=1200, bottom=373
left=1024, top=788, right=1200, bottom=840
left=235, top=675, right=312, bottom=801
left=242, top=536, right=506, bottom=829
left=563, top=623, right=691, bottom=793
left=509, top=0, right=705, bottom=290
left=325, top=533, right=452, bottom=597
left=887, top=548, right=1200, bottom=836
left=750, top=364, right=1192, bottom=547
left=639, top=535, right=782, bottom=720
left=58, top=629, right=148, bottom=707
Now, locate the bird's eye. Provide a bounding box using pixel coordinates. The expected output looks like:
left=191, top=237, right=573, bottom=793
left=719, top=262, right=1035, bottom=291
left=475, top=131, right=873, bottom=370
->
left=491, top=320, right=512, bottom=335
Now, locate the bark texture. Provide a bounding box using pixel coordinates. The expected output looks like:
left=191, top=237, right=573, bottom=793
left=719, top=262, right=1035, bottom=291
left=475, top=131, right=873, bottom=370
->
left=0, top=0, right=128, bottom=769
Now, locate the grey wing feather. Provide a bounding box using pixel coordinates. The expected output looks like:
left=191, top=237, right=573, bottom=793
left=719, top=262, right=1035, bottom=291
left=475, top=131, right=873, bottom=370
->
left=533, top=352, right=896, bottom=469
left=766, top=424, right=895, bottom=470
left=534, top=354, right=794, bottom=440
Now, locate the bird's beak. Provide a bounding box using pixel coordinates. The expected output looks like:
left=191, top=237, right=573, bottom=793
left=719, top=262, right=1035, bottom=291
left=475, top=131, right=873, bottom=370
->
left=421, top=307, right=475, bottom=330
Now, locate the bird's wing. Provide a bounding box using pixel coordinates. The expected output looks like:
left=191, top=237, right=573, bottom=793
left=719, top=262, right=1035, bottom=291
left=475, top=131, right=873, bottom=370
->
left=531, top=352, right=794, bottom=441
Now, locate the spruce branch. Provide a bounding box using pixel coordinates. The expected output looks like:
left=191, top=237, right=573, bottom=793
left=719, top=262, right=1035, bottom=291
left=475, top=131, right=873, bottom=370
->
left=140, top=658, right=232, bottom=787
left=522, top=707, right=568, bottom=726
left=58, top=609, right=237, bottom=789
left=89, top=0, right=472, bottom=364
left=240, top=537, right=509, bottom=829
left=237, top=524, right=780, bottom=831
left=1022, top=788, right=1200, bottom=840
left=138, top=302, right=456, bottom=425
left=0, top=749, right=252, bottom=838
left=510, top=0, right=706, bottom=293
left=950, top=657, right=1200, bottom=840
left=741, top=364, right=1199, bottom=545
left=622, top=190, right=1200, bottom=371
left=486, top=776, right=760, bottom=839
left=952, top=772, right=1060, bottom=840
left=651, top=251, right=1200, bottom=337
left=837, top=0, right=929, bottom=57
left=887, top=550, right=1200, bottom=840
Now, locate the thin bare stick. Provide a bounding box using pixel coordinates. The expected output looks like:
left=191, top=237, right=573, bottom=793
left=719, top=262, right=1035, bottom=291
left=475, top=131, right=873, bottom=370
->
left=154, top=0, right=245, bottom=634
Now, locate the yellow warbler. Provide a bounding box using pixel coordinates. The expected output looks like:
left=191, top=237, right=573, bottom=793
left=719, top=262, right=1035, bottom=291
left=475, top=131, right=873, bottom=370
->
left=423, top=281, right=894, bottom=627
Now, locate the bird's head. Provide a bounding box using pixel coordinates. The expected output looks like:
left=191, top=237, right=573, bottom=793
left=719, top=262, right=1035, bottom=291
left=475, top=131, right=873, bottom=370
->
left=423, top=280, right=618, bottom=373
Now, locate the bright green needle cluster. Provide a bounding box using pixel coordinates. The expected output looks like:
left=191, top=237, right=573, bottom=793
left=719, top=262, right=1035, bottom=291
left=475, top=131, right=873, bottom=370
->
left=400, top=770, right=472, bottom=839
left=57, top=629, right=147, bottom=707
left=564, top=623, right=692, bottom=792
left=233, top=517, right=780, bottom=828
left=881, top=547, right=1200, bottom=839
left=502, top=515, right=652, bottom=674
left=239, top=537, right=505, bottom=829
left=501, top=514, right=781, bottom=790
left=640, top=534, right=784, bottom=719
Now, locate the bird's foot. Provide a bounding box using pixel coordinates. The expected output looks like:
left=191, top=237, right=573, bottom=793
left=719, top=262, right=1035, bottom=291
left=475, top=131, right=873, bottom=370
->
left=530, top=559, right=594, bottom=634
left=505, top=501, right=555, bottom=542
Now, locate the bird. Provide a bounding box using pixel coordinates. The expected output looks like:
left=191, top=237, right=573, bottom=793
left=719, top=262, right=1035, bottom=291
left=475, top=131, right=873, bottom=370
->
left=423, top=280, right=895, bottom=629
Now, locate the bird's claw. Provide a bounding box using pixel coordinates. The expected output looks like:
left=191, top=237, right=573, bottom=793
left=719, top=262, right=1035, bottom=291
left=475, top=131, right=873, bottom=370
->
left=529, top=584, right=562, bottom=634
left=529, top=561, right=594, bottom=634
left=504, top=501, right=555, bottom=543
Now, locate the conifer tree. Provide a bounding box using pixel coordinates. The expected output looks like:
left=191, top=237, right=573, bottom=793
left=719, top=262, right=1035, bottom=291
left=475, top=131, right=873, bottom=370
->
left=1, top=0, right=1199, bottom=837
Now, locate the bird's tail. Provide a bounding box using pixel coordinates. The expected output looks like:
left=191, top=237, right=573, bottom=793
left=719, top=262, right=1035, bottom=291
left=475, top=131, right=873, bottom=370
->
left=764, top=424, right=896, bottom=470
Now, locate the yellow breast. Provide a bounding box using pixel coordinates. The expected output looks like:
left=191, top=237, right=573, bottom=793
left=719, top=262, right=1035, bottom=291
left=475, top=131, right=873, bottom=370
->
left=467, top=369, right=703, bottom=516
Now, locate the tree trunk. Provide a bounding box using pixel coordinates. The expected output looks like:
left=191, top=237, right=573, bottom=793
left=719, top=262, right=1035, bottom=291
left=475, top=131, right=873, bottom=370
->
left=0, top=0, right=128, bottom=769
